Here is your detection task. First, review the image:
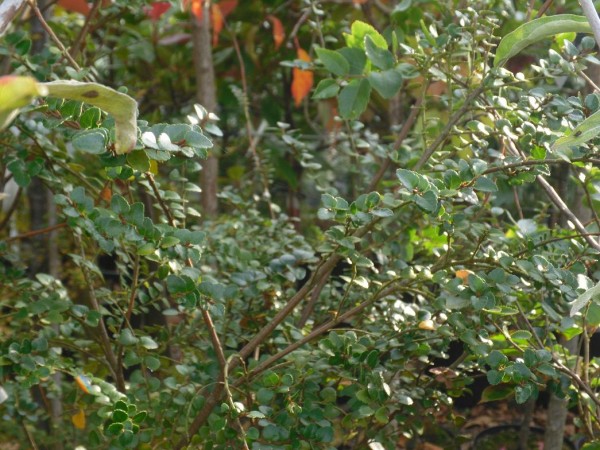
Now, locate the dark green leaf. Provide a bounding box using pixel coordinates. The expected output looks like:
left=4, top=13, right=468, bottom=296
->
left=338, top=79, right=371, bottom=119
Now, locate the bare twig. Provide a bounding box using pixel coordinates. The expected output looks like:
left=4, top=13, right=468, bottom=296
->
left=69, top=0, right=103, bottom=60
left=26, top=0, right=84, bottom=73
left=367, top=89, right=426, bottom=192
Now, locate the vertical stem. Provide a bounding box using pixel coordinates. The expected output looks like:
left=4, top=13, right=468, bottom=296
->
left=580, top=0, right=600, bottom=49
left=191, top=1, right=219, bottom=217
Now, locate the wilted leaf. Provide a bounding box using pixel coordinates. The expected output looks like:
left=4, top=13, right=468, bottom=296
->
left=42, top=81, right=138, bottom=154
left=292, top=48, right=313, bottom=107
left=418, top=319, right=435, bottom=330
left=75, top=374, right=92, bottom=394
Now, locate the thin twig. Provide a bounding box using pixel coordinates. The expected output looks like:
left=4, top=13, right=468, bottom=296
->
left=27, top=0, right=84, bottom=73
left=367, top=89, right=426, bottom=192
left=414, top=85, right=485, bottom=170
left=69, top=0, right=103, bottom=60
left=536, top=0, right=554, bottom=18
left=4, top=222, right=66, bottom=242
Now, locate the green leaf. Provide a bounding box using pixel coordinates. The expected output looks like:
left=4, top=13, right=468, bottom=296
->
left=486, top=350, right=507, bottom=369
left=79, top=107, right=102, bottom=129
left=571, top=281, right=600, bottom=316
left=111, top=194, right=130, bottom=214
left=480, top=384, right=514, bottom=403
left=184, top=129, right=213, bottom=149
left=127, top=150, right=150, bottom=172
left=312, top=79, right=340, bottom=99
left=365, top=35, right=394, bottom=70
left=338, top=79, right=371, bottom=120
left=72, top=129, right=108, bottom=154
left=345, top=21, right=387, bottom=50
left=494, top=15, right=591, bottom=67
left=338, top=47, right=367, bottom=75
left=42, top=80, right=138, bottom=154
left=315, top=47, right=350, bottom=77
left=414, top=190, right=438, bottom=213
left=473, top=176, right=498, bottom=192
left=106, top=422, right=124, bottom=436
left=144, top=356, right=160, bottom=371
left=514, top=384, right=532, bottom=404
left=486, top=369, right=503, bottom=385
left=112, top=409, right=128, bottom=423
left=119, top=329, right=139, bottom=346
left=140, top=336, right=158, bottom=350
left=368, top=68, right=403, bottom=99
left=553, top=108, right=600, bottom=153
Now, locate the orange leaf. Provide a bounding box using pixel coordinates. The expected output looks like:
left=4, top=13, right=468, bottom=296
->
left=74, top=374, right=91, bottom=394
left=352, top=0, right=368, bottom=3
left=291, top=48, right=313, bottom=107
left=211, top=3, right=223, bottom=46
left=189, top=0, right=203, bottom=21
left=211, top=1, right=237, bottom=46
left=57, top=0, right=90, bottom=15
left=99, top=184, right=112, bottom=203
left=72, top=408, right=86, bottom=429
left=267, top=15, right=285, bottom=49
left=455, top=269, right=472, bottom=285
left=218, top=0, right=238, bottom=16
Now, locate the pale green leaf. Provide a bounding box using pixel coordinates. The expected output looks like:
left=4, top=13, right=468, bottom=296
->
left=494, top=15, right=591, bottom=67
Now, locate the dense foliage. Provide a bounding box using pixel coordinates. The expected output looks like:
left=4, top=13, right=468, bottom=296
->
left=3, top=0, right=600, bottom=449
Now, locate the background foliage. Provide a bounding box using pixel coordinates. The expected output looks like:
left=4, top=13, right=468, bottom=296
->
left=2, top=0, right=600, bottom=449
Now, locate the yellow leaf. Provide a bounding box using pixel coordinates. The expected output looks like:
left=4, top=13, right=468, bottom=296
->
left=72, top=408, right=86, bottom=429
left=418, top=319, right=435, bottom=330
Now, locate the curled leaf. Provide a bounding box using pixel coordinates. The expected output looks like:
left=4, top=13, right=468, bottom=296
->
left=42, top=80, right=138, bottom=154
left=291, top=48, right=313, bottom=107
left=494, top=15, right=591, bottom=67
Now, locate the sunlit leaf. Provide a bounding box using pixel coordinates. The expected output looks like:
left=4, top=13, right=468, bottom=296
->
left=494, top=15, right=591, bottom=67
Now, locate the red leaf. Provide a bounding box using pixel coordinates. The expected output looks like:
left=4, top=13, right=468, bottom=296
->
left=291, top=48, right=313, bottom=107
left=218, top=0, right=237, bottom=16
left=266, top=15, right=285, bottom=49
left=57, top=0, right=90, bottom=15
left=145, top=2, right=171, bottom=21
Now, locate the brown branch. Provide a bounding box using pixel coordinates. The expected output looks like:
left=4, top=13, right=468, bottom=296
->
left=367, top=90, right=425, bottom=192
left=4, top=222, right=66, bottom=242
left=414, top=84, right=485, bottom=170
left=69, top=0, right=103, bottom=60
left=26, top=0, right=84, bottom=73
left=536, top=0, right=554, bottom=18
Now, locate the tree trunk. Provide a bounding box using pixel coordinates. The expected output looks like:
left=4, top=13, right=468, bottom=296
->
left=191, top=2, right=218, bottom=217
